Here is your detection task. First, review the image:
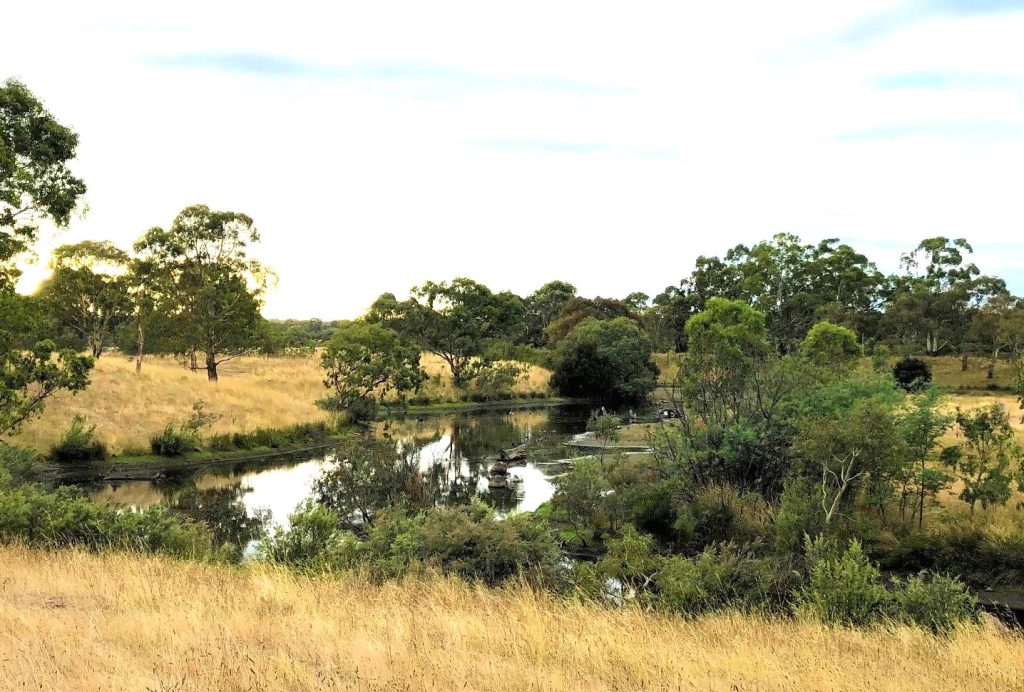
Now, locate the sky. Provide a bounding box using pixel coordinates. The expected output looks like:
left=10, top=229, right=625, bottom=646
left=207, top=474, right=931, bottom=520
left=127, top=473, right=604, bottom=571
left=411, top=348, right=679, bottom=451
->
left=3, top=0, right=1024, bottom=318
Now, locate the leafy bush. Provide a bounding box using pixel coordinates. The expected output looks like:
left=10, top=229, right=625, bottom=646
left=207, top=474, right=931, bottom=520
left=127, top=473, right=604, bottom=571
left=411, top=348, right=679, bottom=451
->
left=469, top=362, right=525, bottom=401
left=150, top=401, right=220, bottom=456
left=50, top=415, right=108, bottom=462
left=261, top=500, right=566, bottom=588
left=893, top=357, right=932, bottom=392
left=552, top=317, right=658, bottom=405
left=877, top=526, right=1024, bottom=589
left=150, top=424, right=199, bottom=456
left=345, top=395, right=379, bottom=423
left=799, top=538, right=888, bottom=626
left=892, top=571, right=978, bottom=634
left=257, top=501, right=362, bottom=570
left=0, top=478, right=216, bottom=558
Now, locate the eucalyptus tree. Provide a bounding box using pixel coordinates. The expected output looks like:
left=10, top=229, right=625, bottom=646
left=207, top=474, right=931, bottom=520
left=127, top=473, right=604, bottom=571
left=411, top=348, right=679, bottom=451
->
left=677, top=235, right=883, bottom=352
left=37, top=240, right=131, bottom=357
left=320, top=321, right=426, bottom=419
left=370, top=278, right=525, bottom=386
left=886, top=237, right=1007, bottom=366
left=0, top=78, right=92, bottom=437
left=133, top=205, right=271, bottom=381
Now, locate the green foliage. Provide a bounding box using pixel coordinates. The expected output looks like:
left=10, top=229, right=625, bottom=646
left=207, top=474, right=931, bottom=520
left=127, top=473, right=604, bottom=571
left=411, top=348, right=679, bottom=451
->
left=544, top=296, right=636, bottom=346
left=320, top=321, right=425, bottom=416
left=313, top=436, right=432, bottom=527
left=893, top=572, right=977, bottom=634
left=876, top=526, right=1024, bottom=589
left=552, top=456, right=613, bottom=544
left=37, top=240, right=131, bottom=357
left=799, top=538, right=888, bottom=627
left=773, top=478, right=824, bottom=554
left=149, top=401, right=220, bottom=456
left=469, top=361, right=525, bottom=401
left=893, top=357, right=932, bottom=392
left=1, top=341, right=93, bottom=437
left=263, top=500, right=565, bottom=588
left=800, top=321, right=861, bottom=370
left=257, top=501, right=363, bottom=571
left=133, top=205, right=270, bottom=381
left=50, top=415, right=108, bottom=462
left=0, top=446, right=216, bottom=558
left=551, top=317, right=657, bottom=404
left=940, top=404, right=1021, bottom=514
left=0, top=78, right=87, bottom=281
left=369, top=278, right=525, bottom=386
left=524, top=280, right=577, bottom=347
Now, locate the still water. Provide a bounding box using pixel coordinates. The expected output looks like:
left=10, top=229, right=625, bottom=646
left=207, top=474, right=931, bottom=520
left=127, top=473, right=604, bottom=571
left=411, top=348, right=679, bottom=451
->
left=81, top=405, right=595, bottom=551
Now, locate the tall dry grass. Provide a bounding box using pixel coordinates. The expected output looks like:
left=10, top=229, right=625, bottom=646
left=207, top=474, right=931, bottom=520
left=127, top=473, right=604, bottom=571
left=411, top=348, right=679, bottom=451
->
left=8, top=352, right=551, bottom=453
left=0, top=545, right=1021, bottom=691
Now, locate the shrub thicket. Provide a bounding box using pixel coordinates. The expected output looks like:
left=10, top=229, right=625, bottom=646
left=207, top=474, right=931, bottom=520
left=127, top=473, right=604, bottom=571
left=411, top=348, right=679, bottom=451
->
left=50, top=415, right=108, bottom=462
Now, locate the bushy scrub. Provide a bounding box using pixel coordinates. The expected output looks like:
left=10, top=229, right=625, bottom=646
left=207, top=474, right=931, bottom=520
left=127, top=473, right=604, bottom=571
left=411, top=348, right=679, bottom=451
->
left=150, top=401, right=219, bottom=456
left=260, top=500, right=566, bottom=588
left=0, top=469, right=217, bottom=559
left=367, top=502, right=565, bottom=587
left=798, top=539, right=888, bottom=626
left=469, top=362, right=525, bottom=401
left=893, top=357, right=932, bottom=392
left=258, top=501, right=362, bottom=571
left=877, top=525, right=1024, bottom=589
left=50, top=415, right=108, bottom=462
left=893, top=571, right=977, bottom=634
left=551, top=317, right=658, bottom=404
left=150, top=424, right=199, bottom=456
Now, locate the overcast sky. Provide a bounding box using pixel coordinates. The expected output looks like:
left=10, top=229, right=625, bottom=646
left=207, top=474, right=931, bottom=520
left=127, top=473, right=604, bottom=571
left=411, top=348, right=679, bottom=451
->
left=4, top=1, right=1023, bottom=318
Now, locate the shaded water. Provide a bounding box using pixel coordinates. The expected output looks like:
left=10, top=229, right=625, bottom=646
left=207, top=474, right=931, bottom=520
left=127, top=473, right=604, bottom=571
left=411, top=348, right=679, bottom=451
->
left=81, top=405, right=595, bottom=551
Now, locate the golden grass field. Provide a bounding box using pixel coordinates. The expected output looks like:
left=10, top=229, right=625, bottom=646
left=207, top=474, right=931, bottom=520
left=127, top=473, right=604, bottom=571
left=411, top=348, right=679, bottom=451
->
left=8, top=352, right=551, bottom=454
left=1, top=545, right=1022, bottom=692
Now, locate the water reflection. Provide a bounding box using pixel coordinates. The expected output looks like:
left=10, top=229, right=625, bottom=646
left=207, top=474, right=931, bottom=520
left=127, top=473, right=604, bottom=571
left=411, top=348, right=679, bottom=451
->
left=86, top=405, right=592, bottom=547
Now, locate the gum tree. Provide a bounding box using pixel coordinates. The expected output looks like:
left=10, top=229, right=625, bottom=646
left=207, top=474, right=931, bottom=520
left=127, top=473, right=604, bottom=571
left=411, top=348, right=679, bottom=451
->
left=1, top=79, right=92, bottom=437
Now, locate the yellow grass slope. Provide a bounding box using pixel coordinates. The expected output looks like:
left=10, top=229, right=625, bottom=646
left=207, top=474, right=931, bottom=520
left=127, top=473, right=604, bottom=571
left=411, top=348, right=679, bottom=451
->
left=10, top=353, right=552, bottom=453
left=1, top=546, right=1022, bottom=691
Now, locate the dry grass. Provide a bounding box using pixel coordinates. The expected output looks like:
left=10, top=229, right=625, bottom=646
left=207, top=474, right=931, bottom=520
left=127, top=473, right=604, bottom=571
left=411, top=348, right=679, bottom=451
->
left=921, top=355, right=1017, bottom=392
left=7, top=352, right=551, bottom=454
left=1, top=545, right=1022, bottom=691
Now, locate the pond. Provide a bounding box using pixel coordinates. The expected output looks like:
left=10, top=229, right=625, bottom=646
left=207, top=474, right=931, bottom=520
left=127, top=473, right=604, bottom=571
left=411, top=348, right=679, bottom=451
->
left=75, top=405, right=599, bottom=554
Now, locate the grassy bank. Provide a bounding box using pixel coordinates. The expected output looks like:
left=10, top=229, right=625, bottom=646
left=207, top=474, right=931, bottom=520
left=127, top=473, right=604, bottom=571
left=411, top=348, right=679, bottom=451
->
left=8, top=353, right=552, bottom=454
left=0, top=545, right=1021, bottom=691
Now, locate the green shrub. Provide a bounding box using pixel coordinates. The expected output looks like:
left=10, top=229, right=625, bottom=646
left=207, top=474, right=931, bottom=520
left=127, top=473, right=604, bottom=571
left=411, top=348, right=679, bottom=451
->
left=0, top=479, right=216, bottom=558
left=799, top=538, right=888, bottom=626
left=207, top=434, right=235, bottom=452
left=893, top=357, right=932, bottom=392
left=892, top=571, right=978, bottom=634
left=150, top=424, right=198, bottom=456
left=50, top=415, right=108, bottom=462
left=257, top=501, right=362, bottom=570
left=346, top=396, right=379, bottom=423
left=877, top=526, right=1024, bottom=589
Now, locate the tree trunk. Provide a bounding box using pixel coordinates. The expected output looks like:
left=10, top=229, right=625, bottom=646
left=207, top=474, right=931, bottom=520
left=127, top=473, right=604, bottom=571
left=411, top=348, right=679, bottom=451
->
left=90, top=338, right=103, bottom=359
left=961, top=351, right=968, bottom=372
left=206, top=351, right=218, bottom=382
left=135, top=323, right=145, bottom=374
left=917, top=458, right=925, bottom=530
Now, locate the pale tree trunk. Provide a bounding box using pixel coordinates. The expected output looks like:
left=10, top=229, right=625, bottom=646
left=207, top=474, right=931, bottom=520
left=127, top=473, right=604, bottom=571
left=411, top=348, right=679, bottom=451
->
left=135, top=323, right=145, bottom=374
left=822, top=451, right=863, bottom=527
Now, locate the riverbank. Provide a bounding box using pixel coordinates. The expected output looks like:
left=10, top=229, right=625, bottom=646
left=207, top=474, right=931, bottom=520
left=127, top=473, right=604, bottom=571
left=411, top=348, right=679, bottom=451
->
left=1, top=545, right=1020, bottom=691
left=7, top=353, right=552, bottom=453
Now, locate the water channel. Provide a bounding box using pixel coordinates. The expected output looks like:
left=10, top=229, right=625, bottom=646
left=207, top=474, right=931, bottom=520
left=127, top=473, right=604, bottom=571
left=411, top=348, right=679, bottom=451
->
left=70, top=405, right=600, bottom=553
